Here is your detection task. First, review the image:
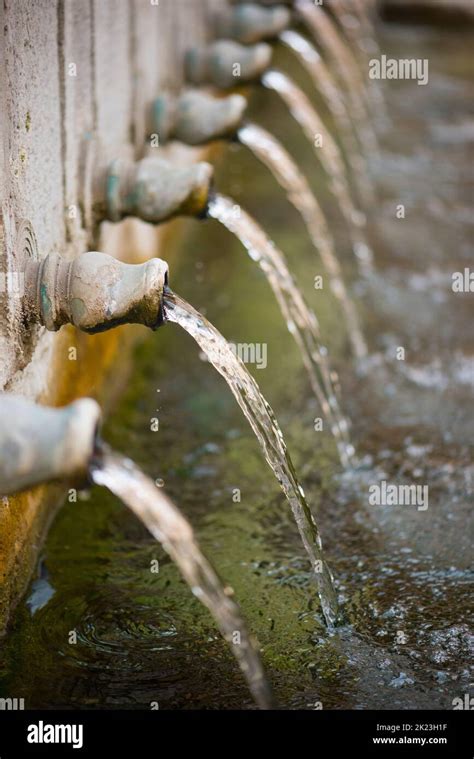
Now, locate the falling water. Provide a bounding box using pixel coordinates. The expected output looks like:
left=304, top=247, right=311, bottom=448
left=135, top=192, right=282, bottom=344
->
left=238, top=122, right=367, bottom=360
left=329, top=0, right=388, bottom=120
left=207, top=193, right=355, bottom=465
left=261, top=69, right=374, bottom=272
left=340, top=0, right=383, bottom=56
left=91, top=447, right=273, bottom=709
left=331, top=0, right=379, bottom=56
left=295, top=0, right=379, bottom=156
left=296, top=0, right=373, bottom=107
left=163, top=289, right=339, bottom=627
left=279, top=29, right=374, bottom=207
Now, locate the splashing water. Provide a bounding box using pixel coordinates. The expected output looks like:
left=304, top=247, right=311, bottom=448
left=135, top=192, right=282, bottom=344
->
left=91, top=447, right=273, bottom=709
left=279, top=30, right=374, bottom=207
left=238, top=122, right=367, bottom=360
left=208, top=193, right=355, bottom=466
left=163, top=289, right=339, bottom=627
left=295, top=0, right=379, bottom=156
left=262, top=69, right=374, bottom=273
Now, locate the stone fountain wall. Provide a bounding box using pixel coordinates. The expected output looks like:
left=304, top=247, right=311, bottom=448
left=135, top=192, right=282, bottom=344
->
left=0, top=0, right=226, bottom=631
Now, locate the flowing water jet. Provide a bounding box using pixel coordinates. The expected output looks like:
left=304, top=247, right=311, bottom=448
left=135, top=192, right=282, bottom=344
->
left=163, top=289, right=339, bottom=627
left=0, top=395, right=273, bottom=709
left=278, top=29, right=374, bottom=207
left=238, top=122, right=368, bottom=360
left=261, top=69, right=374, bottom=273
left=329, top=0, right=388, bottom=122
left=331, top=0, right=380, bottom=57
left=16, top=243, right=349, bottom=620
left=207, top=193, right=355, bottom=466
left=89, top=447, right=273, bottom=710
left=295, top=0, right=379, bottom=156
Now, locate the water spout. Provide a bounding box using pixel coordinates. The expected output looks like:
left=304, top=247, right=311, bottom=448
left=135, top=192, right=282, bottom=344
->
left=214, top=2, right=291, bottom=43
left=150, top=90, right=247, bottom=145
left=185, top=40, right=272, bottom=88
left=0, top=396, right=101, bottom=496
left=93, top=156, right=213, bottom=225
left=23, top=252, right=169, bottom=334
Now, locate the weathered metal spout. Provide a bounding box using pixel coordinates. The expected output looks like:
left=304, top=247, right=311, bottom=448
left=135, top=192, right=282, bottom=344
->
left=24, top=251, right=169, bottom=334
left=0, top=396, right=101, bottom=496
left=215, top=3, right=291, bottom=43
left=150, top=91, right=247, bottom=145
left=93, top=156, right=213, bottom=224
left=185, top=40, right=272, bottom=88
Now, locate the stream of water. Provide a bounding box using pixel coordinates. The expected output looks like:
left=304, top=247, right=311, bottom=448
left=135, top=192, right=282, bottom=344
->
left=279, top=29, right=374, bottom=207
left=296, top=0, right=378, bottom=155
left=329, top=0, right=387, bottom=120
left=91, top=447, right=273, bottom=709
left=261, top=69, right=374, bottom=271
left=207, top=193, right=355, bottom=464
left=238, top=122, right=367, bottom=360
left=163, top=289, right=339, bottom=626
left=330, top=0, right=379, bottom=57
